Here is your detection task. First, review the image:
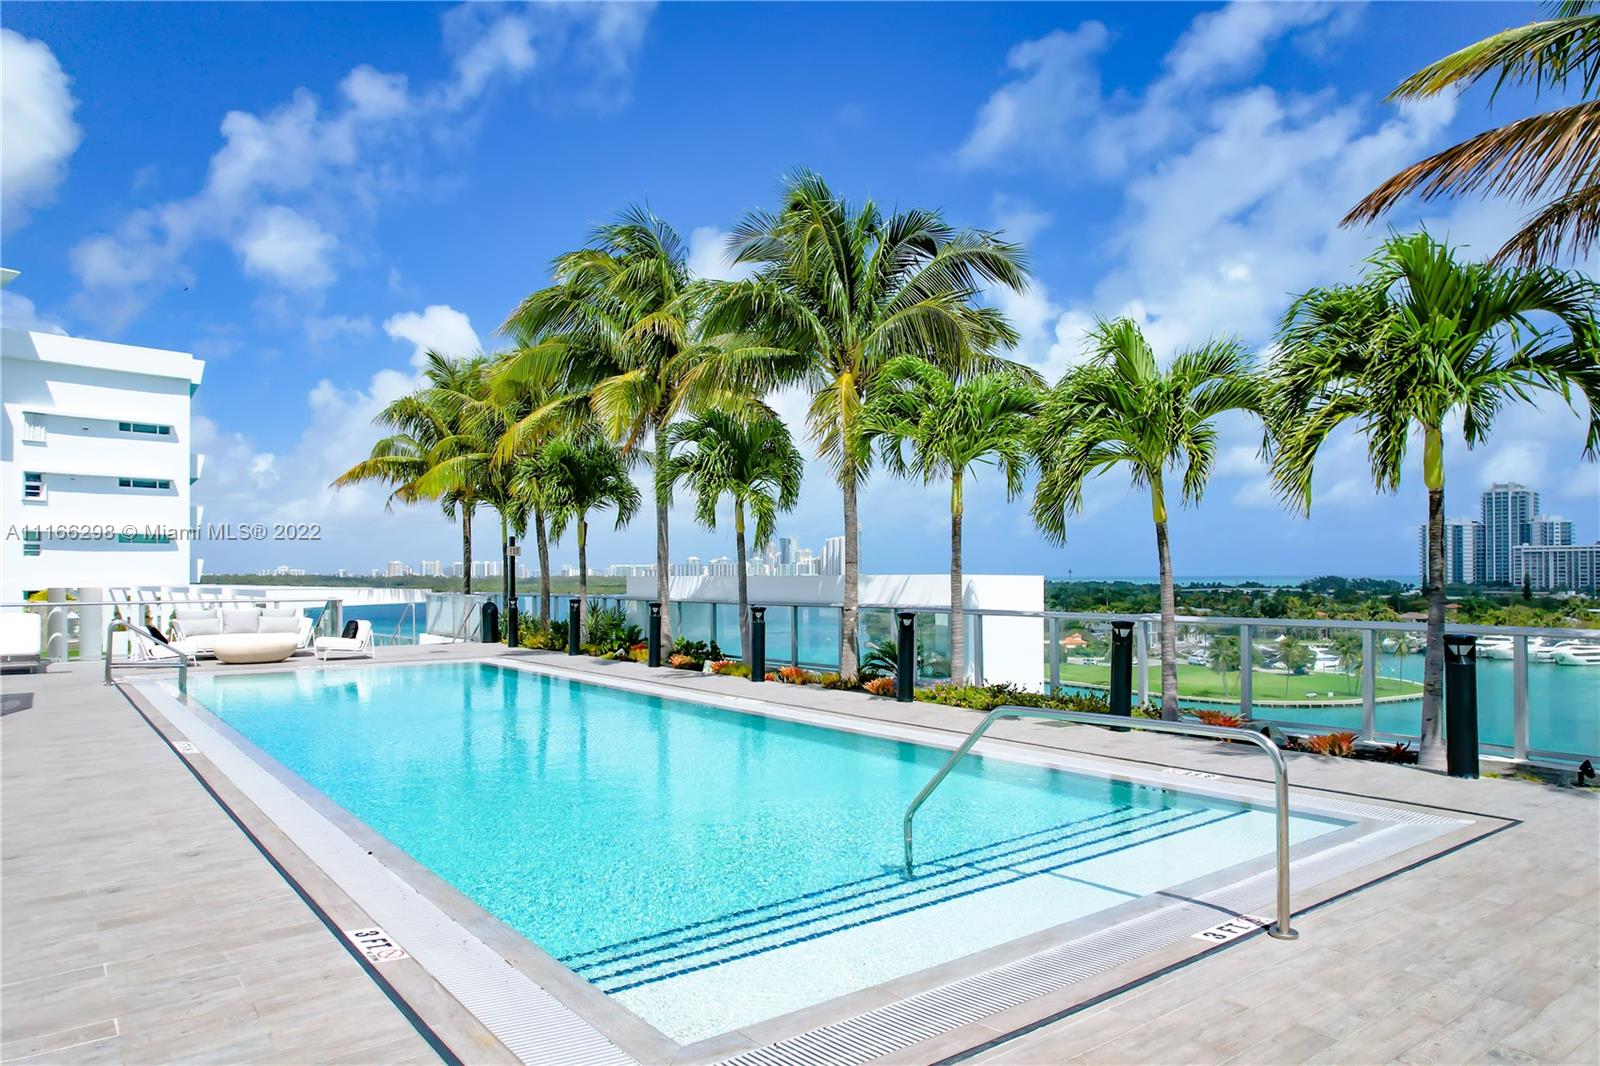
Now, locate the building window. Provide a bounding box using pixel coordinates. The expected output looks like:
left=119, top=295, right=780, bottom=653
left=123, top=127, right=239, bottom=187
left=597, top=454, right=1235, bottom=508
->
left=117, top=477, right=172, bottom=490
left=22, top=530, right=41, bottom=557
left=116, top=532, right=171, bottom=545
left=23, top=472, right=43, bottom=499
left=22, top=413, right=46, bottom=443
left=118, top=421, right=172, bottom=436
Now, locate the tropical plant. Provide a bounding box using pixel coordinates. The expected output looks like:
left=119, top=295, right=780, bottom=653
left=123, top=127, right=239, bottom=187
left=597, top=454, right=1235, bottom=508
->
left=584, top=604, right=639, bottom=655
left=1303, top=731, right=1359, bottom=758
left=1210, top=635, right=1242, bottom=696
left=501, top=207, right=745, bottom=651
left=331, top=351, right=487, bottom=590
left=1344, top=1, right=1600, bottom=265
left=532, top=435, right=641, bottom=635
left=1031, top=317, right=1264, bottom=721
left=863, top=676, right=897, bottom=697
left=1277, top=634, right=1314, bottom=695
left=703, top=170, right=1033, bottom=679
left=1193, top=709, right=1244, bottom=729
left=664, top=410, right=802, bottom=667
left=863, top=357, right=1038, bottom=681
left=1268, top=231, right=1598, bottom=769
left=1330, top=630, right=1365, bottom=695
left=861, top=637, right=899, bottom=679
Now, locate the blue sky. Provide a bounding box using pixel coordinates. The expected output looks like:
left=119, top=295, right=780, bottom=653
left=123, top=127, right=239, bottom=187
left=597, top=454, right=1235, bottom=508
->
left=3, top=1, right=1595, bottom=579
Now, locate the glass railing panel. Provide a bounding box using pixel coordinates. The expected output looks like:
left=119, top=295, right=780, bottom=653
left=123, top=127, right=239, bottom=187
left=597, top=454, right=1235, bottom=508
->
left=797, top=606, right=840, bottom=670
left=1051, top=618, right=1114, bottom=698
left=714, top=603, right=743, bottom=658
left=1529, top=635, right=1600, bottom=756
left=917, top=612, right=951, bottom=683
left=763, top=605, right=796, bottom=667
left=673, top=601, right=714, bottom=651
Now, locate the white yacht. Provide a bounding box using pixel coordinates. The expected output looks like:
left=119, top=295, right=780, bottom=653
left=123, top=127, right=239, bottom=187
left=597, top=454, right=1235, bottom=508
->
left=1476, top=636, right=1515, bottom=660
left=1551, top=641, right=1600, bottom=666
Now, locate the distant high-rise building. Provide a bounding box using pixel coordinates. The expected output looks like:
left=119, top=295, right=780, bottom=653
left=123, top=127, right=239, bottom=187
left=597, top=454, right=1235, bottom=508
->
left=1480, top=483, right=1538, bottom=585
left=419, top=560, right=442, bottom=577
left=706, top=555, right=738, bottom=576
left=385, top=560, right=409, bottom=577
left=1418, top=518, right=1481, bottom=586
left=1514, top=542, right=1599, bottom=593
left=471, top=559, right=501, bottom=579
left=777, top=537, right=796, bottom=566
left=449, top=561, right=464, bottom=578
left=559, top=564, right=580, bottom=577
left=336, top=568, right=349, bottom=578
left=605, top=563, right=655, bottom=577
left=1527, top=515, right=1574, bottom=547
left=820, top=535, right=845, bottom=575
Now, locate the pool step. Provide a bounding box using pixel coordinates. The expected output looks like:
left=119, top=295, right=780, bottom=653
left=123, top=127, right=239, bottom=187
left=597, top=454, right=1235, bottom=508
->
left=579, top=806, right=1243, bottom=994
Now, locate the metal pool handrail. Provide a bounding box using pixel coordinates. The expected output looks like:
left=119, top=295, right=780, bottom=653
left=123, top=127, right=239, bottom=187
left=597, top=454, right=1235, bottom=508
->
left=103, top=618, right=188, bottom=698
left=901, top=707, right=1299, bottom=941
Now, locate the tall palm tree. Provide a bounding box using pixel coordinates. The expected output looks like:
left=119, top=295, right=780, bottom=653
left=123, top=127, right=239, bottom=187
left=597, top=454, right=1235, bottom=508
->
left=1345, top=1, right=1600, bottom=265
left=533, top=434, right=642, bottom=636
left=1031, top=318, right=1263, bottom=721
left=491, top=335, right=592, bottom=625
left=500, top=207, right=715, bottom=651
left=1269, top=231, right=1598, bottom=769
left=704, top=169, right=1033, bottom=679
left=862, top=357, right=1038, bottom=681
left=331, top=351, right=486, bottom=592
left=663, top=410, right=803, bottom=665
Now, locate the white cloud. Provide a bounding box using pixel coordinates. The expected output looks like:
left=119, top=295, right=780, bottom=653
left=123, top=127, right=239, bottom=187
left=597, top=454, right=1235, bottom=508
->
left=70, top=4, right=655, bottom=330
left=956, top=24, right=1110, bottom=171
left=991, top=193, right=1052, bottom=244
left=304, top=312, right=375, bottom=346
left=687, top=225, right=753, bottom=281
left=235, top=206, right=338, bottom=290
left=0, top=30, right=82, bottom=231
left=0, top=288, right=68, bottom=334
left=382, top=304, right=481, bottom=366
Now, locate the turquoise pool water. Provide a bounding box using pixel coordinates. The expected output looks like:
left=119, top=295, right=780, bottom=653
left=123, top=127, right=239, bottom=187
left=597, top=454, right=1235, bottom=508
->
left=190, top=662, right=1344, bottom=1043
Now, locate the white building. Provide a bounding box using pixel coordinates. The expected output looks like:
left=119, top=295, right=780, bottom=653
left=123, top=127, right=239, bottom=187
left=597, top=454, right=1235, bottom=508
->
left=1480, top=483, right=1539, bottom=585
left=1513, top=542, right=1599, bottom=593
left=384, top=560, right=410, bottom=577
left=1417, top=517, right=1482, bottom=586
left=1, top=269, right=205, bottom=602
left=820, top=535, right=845, bottom=575
left=418, top=559, right=442, bottom=577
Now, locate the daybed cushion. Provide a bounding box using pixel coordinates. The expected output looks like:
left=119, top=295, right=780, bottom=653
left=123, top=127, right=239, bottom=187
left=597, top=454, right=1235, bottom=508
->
left=258, top=615, right=300, bottom=635
left=221, top=609, right=259, bottom=633
left=179, top=617, right=222, bottom=636
left=260, top=607, right=299, bottom=618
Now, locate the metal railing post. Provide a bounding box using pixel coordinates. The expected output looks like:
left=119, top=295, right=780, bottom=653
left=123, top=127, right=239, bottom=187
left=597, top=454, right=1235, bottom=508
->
left=972, top=614, right=985, bottom=685
left=902, top=707, right=1297, bottom=940
left=1361, top=627, right=1377, bottom=741
left=1048, top=616, right=1061, bottom=696
left=1135, top=621, right=1150, bottom=708
left=1239, top=623, right=1253, bottom=721
left=790, top=606, right=799, bottom=667
left=1513, top=635, right=1530, bottom=761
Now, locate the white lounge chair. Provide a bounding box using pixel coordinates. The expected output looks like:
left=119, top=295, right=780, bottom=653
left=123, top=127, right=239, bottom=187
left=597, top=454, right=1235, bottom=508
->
left=315, top=619, right=373, bottom=661
left=0, top=613, right=45, bottom=672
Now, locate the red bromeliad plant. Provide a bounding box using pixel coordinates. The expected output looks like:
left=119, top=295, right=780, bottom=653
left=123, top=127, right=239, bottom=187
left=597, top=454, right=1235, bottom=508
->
left=863, top=677, right=896, bottom=697
left=1193, top=709, right=1244, bottom=729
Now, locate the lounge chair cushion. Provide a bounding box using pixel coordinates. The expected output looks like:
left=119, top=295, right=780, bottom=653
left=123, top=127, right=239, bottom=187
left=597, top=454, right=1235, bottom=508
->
left=172, top=608, right=215, bottom=623
left=260, top=607, right=299, bottom=618
left=179, top=617, right=221, bottom=636
left=258, top=615, right=300, bottom=635
left=220, top=609, right=259, bottom=634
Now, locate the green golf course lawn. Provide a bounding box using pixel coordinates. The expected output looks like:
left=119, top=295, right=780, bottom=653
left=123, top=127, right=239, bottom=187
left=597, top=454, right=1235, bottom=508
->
left=1055, top=661, right=1423, bottom=702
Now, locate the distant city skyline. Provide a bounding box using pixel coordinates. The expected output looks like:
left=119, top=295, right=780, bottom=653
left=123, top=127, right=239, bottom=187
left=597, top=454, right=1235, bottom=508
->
left=1419, top=481, right=1597, bottom=593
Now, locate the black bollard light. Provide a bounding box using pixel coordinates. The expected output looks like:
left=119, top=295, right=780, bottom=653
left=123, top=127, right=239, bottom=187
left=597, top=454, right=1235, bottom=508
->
left=647, top=601, right=662, bottom=667
left=896, top=612, right=916, bottom=702
left=1109, top=621, right=1134, bottom=726
left=1443, top=634, right=1480, bottom=779
left=567, top=597, right=581, bottom=656
left=505, top=537, right=519, bottom=645
left=750, top=606, right=766, bottom=682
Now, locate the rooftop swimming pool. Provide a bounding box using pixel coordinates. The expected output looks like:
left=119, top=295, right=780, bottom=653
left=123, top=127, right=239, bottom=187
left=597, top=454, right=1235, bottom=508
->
left=189, top=661, right=1349, bottom=1045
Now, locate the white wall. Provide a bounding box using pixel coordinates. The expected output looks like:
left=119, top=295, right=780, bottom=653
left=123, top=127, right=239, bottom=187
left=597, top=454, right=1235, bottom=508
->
left=624, top=572, right=1045, bottom=688
left=2, top=326, right=205, bottom=602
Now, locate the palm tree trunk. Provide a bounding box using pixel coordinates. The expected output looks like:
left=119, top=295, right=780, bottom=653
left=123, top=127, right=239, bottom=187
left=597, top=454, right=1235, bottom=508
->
left=1419, top=482, right=1448, bottom=770
left=654, top=428, right=672, bottom=650
left=1152, top=479, right=1179, bottom=721
left=841, top=472, right=861, bottom=681
left=578, top=514, right=589, bottom=640
left=950, top=472, right=965, bottom=683
left=535, top=503, right=551, bottom=626
left=462, top=507, right=473, bottom=595
left=735, top=501, right=751, bottom=668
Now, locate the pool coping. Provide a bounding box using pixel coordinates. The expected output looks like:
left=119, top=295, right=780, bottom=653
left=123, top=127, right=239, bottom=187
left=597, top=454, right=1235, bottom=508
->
left=129, top=654, right=1505, bottom=1065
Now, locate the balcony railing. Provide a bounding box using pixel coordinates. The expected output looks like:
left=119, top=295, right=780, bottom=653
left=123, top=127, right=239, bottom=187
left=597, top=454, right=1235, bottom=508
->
left=505, top=592, right=1597, bottom=768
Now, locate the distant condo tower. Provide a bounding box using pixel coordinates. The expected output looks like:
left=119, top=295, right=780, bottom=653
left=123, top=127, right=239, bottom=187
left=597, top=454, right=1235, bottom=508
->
left=1480, top=482, right=1538, bottom=585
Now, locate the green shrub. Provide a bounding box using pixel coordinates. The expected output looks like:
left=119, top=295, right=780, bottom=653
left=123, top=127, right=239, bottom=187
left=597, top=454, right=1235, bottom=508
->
left=711, top=661, right=752, bottom=678
left=669, top=637, right=721, bottom=664
left=519, top=618, right=569, bottom=650
left=914, top=682, right=1112, bottom=715
left=584, top=606, right=639, bottom=655
left=818, top=672, right=858, bottom=690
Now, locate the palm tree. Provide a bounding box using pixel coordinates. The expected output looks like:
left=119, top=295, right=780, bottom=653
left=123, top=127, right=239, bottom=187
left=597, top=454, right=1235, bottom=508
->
left=490, top=335, right=592, bottom=626
left=501, top=207, right=721, bottom=651
left=1211, top=634, right=1242, bottom=697
left=533, top=434, right=641, bottom=636
left=331, top=351, right=486, bottom=592
left=1031, top=318, right=1263, bottom=721
left=1345, top=1, right=1600, bottom=265
left=862, top=357, right=1038, bottom=681
left=663, top=410, right=803, bottom=665
left=704, top=169, right=1033, bottom=679
left=1331, top=630, right=1364, bottom=695
left=1277, top=634, right=1314, bottom=696
left=1269, top=231, right=1598, bottom=770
